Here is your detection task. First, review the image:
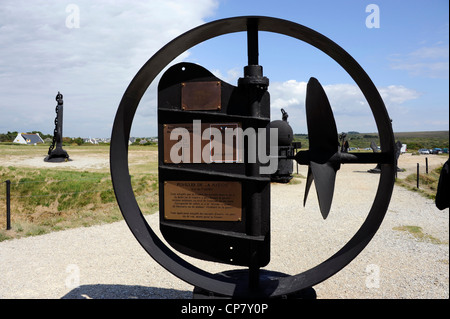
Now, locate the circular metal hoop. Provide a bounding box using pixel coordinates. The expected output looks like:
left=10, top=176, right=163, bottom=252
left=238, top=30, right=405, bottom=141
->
left=110, top=16, right=396, bottom=297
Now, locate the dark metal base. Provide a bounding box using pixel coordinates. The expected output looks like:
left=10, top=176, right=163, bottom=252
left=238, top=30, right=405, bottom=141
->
left=44, top=156, right=71, bottom=162
left=44, top=153, right=71, bottom=162
left=193, top=269, right=316, bottom=299
left=270, top=175, right=294, bottom=183
left=368, top=166, right=404, bottom=174
left=44, top=147, right=70, bottom=163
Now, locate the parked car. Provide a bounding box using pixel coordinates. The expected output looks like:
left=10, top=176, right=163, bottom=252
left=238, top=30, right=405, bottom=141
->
left=418, top=148, right=430, bottom=154
left=430, top=148, right=442, bottom=154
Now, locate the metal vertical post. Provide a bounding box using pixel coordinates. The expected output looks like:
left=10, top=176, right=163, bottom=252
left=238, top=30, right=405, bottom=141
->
left=240, top=19, right=271, bottom=292
left=425, top=157, right=428, bottom=174
left=6, top=180, right=11, bottom=230
left=246, top=18, right=260, bottom=292
left=416, top=163, right=420, bottom=189
left=247, top=19, right=259, bottom=66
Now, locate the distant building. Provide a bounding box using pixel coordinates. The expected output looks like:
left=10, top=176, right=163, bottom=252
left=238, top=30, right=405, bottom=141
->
left=13, top=133, right=44, bottom=145
left=83, top=137, right=99, bottom=144
left=83, top=137, right=111, bottom=144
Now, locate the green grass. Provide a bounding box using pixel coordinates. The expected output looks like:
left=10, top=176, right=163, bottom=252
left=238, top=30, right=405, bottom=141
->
left=2, top=167, right=111, bottom=210
left=393, top=131, right=449, bottom=150
left=393, top=225, right=446, bottom=245
left=395, top=166, right=442, bottom=200
left=286, top=172, right=305, bottom=185
left=0, top=165, right=158, bottom=241
left=0, top=144, right=160, bottom=241
left=293, top=130, right=449, bottom=151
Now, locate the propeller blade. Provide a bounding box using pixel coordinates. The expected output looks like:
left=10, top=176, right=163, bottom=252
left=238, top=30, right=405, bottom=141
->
left=302, top=162, right=338, bottom=219
left=310, top=161, right=337, bottom=219
left=302, top=77, right=340, bottom=219
left=305, top=77, right=339, bottom=160
left=303, top=166, right=313, bottom=207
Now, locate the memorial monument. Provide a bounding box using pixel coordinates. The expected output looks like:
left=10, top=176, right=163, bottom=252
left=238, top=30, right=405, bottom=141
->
left=44, top=92, right=70, bottom=162
left=110, top=16, right=397, bottom=298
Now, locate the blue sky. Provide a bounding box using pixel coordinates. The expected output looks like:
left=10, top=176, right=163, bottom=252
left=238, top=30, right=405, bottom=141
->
left=0, top=0, right=448, bottom=138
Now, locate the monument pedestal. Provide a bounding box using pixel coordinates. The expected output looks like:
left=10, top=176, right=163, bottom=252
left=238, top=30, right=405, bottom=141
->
left=44, top=147, right=70, bottom=162
left=45, top=91, right=70, bottom=163
left=193, top=269, right=317, bottom=299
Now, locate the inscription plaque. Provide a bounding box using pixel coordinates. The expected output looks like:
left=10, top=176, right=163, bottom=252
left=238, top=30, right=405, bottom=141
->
left=163, top=122, right=242, bottom=163
left=181, top=81, right=221, bottom=111
left=164, top=181, right=242, bottom=221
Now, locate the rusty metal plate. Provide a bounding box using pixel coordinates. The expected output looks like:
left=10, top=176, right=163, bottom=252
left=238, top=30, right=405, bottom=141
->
left=181, top=81, right=221, bottom=111
left=163, top=122, right=242, bottom=163
left=164, top=181, right=242, bottom=221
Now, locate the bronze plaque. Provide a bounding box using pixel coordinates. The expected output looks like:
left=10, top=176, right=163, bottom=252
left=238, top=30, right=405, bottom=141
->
left=163, top=122, right=242, bottom=164
left=181, top=81, right=221, bottom=111
left=164, top=181, right=242, bottom=221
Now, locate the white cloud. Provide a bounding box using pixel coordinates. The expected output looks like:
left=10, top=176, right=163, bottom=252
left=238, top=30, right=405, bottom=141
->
left=270, top=80, right=307, bottom=110
left=268, top=79, right=421, bottom=133
left=0, top=0, right=219, bottom=137
left=211, top=67, right=241, bottom=84
left=389, top=45, right=449, bottom=79
left=378, top=85, right=421, bottom=105
left=410, top=46, right=449, bottom=60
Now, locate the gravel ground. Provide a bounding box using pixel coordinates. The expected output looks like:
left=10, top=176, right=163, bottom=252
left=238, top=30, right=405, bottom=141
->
left=0, top=156, right=448, bottom=299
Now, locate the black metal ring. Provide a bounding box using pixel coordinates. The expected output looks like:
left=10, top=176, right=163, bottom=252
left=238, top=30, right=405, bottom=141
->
left=110, top=16, right=396, bottom=297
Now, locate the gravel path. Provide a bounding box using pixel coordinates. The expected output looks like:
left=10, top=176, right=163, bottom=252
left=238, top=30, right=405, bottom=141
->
left=0, top=160, right=448, bottom=299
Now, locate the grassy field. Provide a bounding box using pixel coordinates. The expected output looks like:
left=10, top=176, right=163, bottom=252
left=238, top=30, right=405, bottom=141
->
left=293, top=130, right=449, bottom=150
left=0, top=144, right=158, bottom=241
left=395, top=165, right=443, bottom=201
left=0, top=131, right=448, bottom=242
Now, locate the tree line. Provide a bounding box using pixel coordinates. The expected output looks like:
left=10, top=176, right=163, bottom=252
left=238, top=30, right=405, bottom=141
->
left=0, top=131, right=86, bottom=145
left=0, top=131, right=53, bottom=142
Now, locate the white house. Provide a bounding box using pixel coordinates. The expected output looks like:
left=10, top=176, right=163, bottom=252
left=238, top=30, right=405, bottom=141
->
left=83, top=137, right=99, bottom=144
left=13, top=133, right=44, bottom=145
